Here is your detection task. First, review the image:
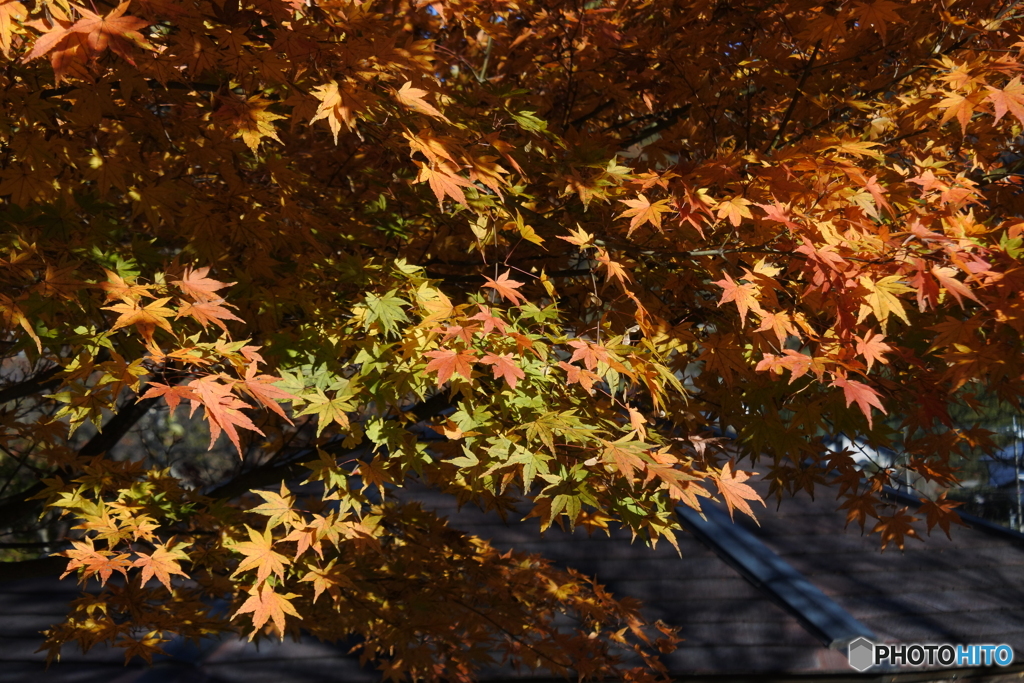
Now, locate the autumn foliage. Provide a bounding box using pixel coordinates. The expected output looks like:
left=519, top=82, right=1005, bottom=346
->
left=1, top=0, right=1024, bottom=677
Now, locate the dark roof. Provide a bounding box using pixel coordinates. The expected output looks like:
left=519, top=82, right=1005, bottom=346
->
left=4, top=480, right=1024, bottom=682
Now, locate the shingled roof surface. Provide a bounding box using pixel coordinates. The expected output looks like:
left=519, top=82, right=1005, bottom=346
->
left=3, top=481, right=1024, bottom=682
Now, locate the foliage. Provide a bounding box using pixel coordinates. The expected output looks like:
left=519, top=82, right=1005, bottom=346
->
left=2, top=0, right=1024, bottom=677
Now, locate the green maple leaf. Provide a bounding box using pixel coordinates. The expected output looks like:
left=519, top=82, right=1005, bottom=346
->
left=363, top=290, right=409, bottom=335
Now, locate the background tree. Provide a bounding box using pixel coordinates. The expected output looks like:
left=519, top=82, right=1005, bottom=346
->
left=2, top=0, right=1024, bottom=677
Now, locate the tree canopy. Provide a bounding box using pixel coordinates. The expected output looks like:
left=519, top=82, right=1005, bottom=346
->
left=2, top=0, right=1024, bottom=677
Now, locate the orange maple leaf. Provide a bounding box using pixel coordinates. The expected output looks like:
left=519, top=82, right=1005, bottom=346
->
left=423, top=348, right=477, bottom=385
left=171, top=266, right=235, bottom=302
left=566, top=338, right=610, bottom=371
left=240, top=362, right=297, bottom=422
left=716, top=461, right=764, bottom=522
left=104, top=297, right=176, bottom=347
left=61, top=538, right=131, bottom=585
left=98, top=269, right=153, bottom=302
left=234, top=583, right=301, bottom=639
left=596, top=248, right=633, bottom=287
left=854, top=330, right=892, bottom=372
left=311, top=80, right=367, bottom=142
left=231, top=525, right=291, bottom=585
left=176, top=298, right=245, bottom=332
left=482, top=270, right=527, bottom=305
left=558, top=360, right=600, bottom=392
left=26, top=2, right=151, bottom=72
left=480, top=352, right=525, bottom=389
left=133, top=540, right=190, bottom=591
left=394, top=81, right=448, bottom=121
left=415, top=161, right=472, bottom=207
left=618, top=194, right=672, bottom=236
left=987, top=77, right=1024, bottom=124
left=832, top=376, right=887, bottom=428
left=140, top=382, right=199, bottom=412
left=714, top=273, right=763, bottom=327
left=188, top=376, right=266, bottom=455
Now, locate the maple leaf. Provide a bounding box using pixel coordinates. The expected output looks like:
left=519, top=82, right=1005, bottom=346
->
left=60, top=538, right=131, bottom=585
left=854, top=330, right=892, bottom=371
left=596, top=248, right=633, bottom=287
left=26, top=2, right=151, bottom=68
left=0, top=0, right=25, bottom=58
left=618, top=194, right=672, bottom=236
left=99, top=269, right=153, bottom=302
left=986, top=77, right=1024, bottom=124
left=295, top=389, right=354, bottom=437
left=935, top=91, right=981, bottom=133
left=482, top=270, right=527, bottom=305
left=140, top=382, right=199, bottom=412
left=755, top=201, right=799, bottom=229
left=188, top=376, right=266, bottom=455
left=857, top=275, right=911, bottom=329
left=714, top=273, right=762, bottom=327
left=558, top=226, right=596, bottom=248
left=394, top=81, right=448, bottom=121
left=415, top=161, right=473, bottom=207
left=240, top=363, right=297, bottom=422
left=311, top=80, right=366, bottom=142
left=133, top=540, right=190, bottom=591
left=104, top=297, right=176, bottom=347
left=851, top=0, right=905, bottom=41
left=559, top=360, right=600, bottom=392
left=171, top=267, right=235, bottom=302
left=231, top=525, right=291, bottom=585
left=832, top=376, right=887, bottom=428
left=176, top=298, right=244, bottom=332
left=116, top=631, right=167, bottom=665
left=600, top=437, right=649, bottom=485
left=931, top=266, right=980, bottom=307
left=714, top=462, right=764, bottom=522
left=424, top=348, right=478, bottom=385
left=300, top=558, right=353, bottom=604
left=249, top=483, right=300, bottom=531
left=480, top=352, right=525, bottom=389
left=872, top=507, right=922, bottom=551
left=918, top=493, right=968, bottom=539
left=715, top=196, right=753, bottom=227
left=566, top=339, right=610, bottom=371
left=467, top=305, right=508, bottom=335
left=234, top=583, right=301, bottom=639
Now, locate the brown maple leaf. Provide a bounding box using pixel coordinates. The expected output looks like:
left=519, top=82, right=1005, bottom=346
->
left=872, top=507, right=922, bottom=551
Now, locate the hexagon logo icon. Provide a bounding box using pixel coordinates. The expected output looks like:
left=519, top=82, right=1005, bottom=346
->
left=848, top=637, right=875, bottom=672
